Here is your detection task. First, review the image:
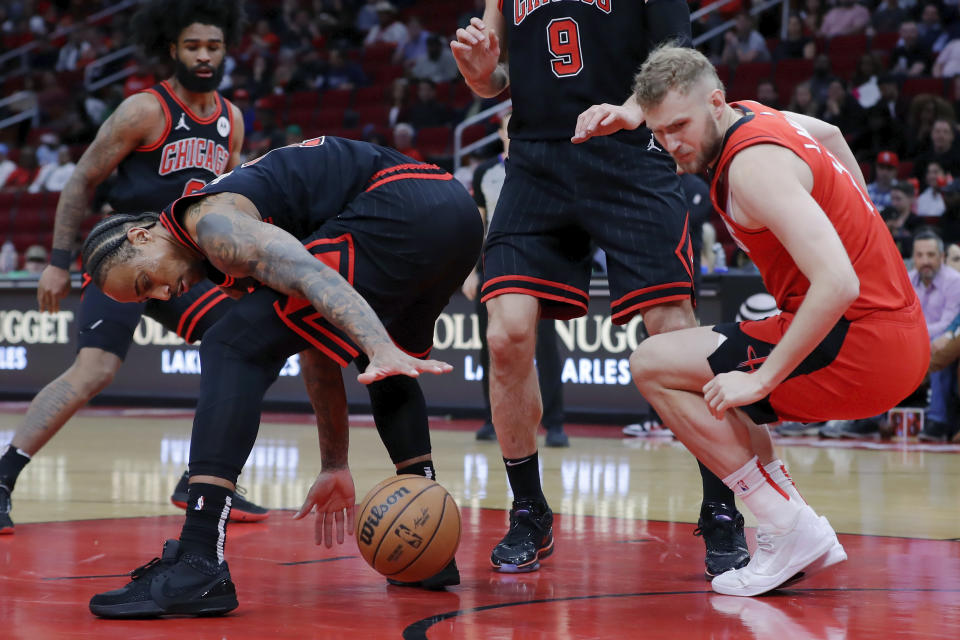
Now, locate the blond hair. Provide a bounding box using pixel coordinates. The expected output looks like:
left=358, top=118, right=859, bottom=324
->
left=633, top=45, right=724, bottom=110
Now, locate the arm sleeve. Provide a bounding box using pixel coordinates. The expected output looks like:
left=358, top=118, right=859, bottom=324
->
left=644, top=0, right=693, bottom=49
left=472, top=163, right=488, bottom=209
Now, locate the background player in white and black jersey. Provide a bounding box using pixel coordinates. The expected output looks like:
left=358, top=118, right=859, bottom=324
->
left=0, top=0, right=269, bottom=535
left=452, top=0, right=753, bottom=578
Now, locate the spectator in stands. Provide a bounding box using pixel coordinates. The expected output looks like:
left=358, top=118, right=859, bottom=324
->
left=807, top=53, right=837, bottom=103
left=914, top=118, right=960, bottom=177
left=906, top=95, right=955, bottom=156
left=911, top=229, right=960, bottom=441
left=410, top=34, right=459, bottom=84
left=28, top=145, right=75, bottom=193
left=773, top=13, right=815, bottom=60
left=363, top=1, right=407, bottom=48
left=947, top=241, right=960, bottom=271
left=872, top=0, right=908, bottom=35
left=282, top=7, right=322, bottom=54
left=35, top=132, right=60, bottom=167
left=851, top=52, right=883, bottom=108
left=387, top=77, right=410, bottom=127
left=882, top=205, right=915, bottom=258
left=123, top=56, right=156, bottom=97
left=0, top=241, right=17, bottom=275
left=231, top=88, right=256, bottom=133
left=5, top=245, right=48, bottom=278
left=320, top=47, right=367, bottom=90
left=720, top=12, right=770, bottom=67
left=788, top=81, right=820, bottom=116
left=249, top=18, right=280, bottom=54
left=0, top=144, right=15, bottom=188
left=755, top=79, right=780, bottom=109
left=355, top=0, right=380, bottom=35
left=819, top=79, right=864, bottom=137
left=799, top=0, right=825, bottom=35
left=56, top=29, right=93, bottom=72
left=933, top=35, right=960, bottom=77
left=875, top=73, right=908, bottom=122
left=939, top=179, right=960, bottom=244
left=1, top=146, right=39, bottom=192
left=891, top=21, right=933, bottom=77
left=918, top=3, right=949, bottom=55
left=700, top=222, right=728, bottom=274
left=393, top=16, right=429, bottom=66
left=402, top=79, right=454, bottom=129
left=869, top=151, right=900, bottom=209
left=857, top=97, right=907, bottom=159
left=819, top=0, right=871, bottom=38
left=391, top=122, right=424, bottom=161
left=890, top=180, right=923, bottom=226
left=917, top=160, right=949, bottom=217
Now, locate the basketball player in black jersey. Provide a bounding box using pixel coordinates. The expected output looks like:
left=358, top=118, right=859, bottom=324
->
left=82, top=137, right=482, bottom=617
left=0, top=0, right=270, bottom=536
left=452, top=0, right=752, bottom=578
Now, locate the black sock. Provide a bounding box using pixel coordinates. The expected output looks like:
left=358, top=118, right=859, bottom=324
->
left=397, top=460, right=437, bottom=480
left=0, top=445, right=31, bottom=490
left=698, top=460, right=736, bottom=506
left=504, top=451, right=546, bottom=505
left=178, top=482, right=232, bottom=562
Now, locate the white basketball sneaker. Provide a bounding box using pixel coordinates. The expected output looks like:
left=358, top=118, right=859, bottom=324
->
left=779, top=516, right=847, bottom=589
left=711, top=505, right=838, bottom=596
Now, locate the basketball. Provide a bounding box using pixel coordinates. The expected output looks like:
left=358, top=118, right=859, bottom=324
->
left=354, top=475, right=461, bottom=582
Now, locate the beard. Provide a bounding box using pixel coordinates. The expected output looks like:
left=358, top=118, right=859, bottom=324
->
left=677, top=118, right=725, bottom=175
left=174, top=55, right=225, bottom=93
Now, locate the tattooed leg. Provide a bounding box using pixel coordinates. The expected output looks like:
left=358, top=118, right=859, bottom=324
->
left=11, top=348, right=122, bottom=455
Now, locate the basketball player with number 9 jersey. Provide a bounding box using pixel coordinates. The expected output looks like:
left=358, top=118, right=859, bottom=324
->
left=452, top=0, right=753, bottom=580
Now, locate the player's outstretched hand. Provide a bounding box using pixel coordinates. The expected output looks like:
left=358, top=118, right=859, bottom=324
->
left=572, top=103, right=645, bottom=143
left=703, top=371, right=770, bottom=421
left=37, top=264, right=71, bottom=313
left=294, top=468, right=357, bottom=548
left=450, top=17, right=500, bottom=85
left=358, top=345, right=453, bottom=384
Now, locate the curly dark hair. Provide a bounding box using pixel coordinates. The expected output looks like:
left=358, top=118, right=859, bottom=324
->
left=131, top=0, right=246, bottom=59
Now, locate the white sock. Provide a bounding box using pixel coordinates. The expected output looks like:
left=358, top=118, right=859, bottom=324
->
left=763, top=459, right=805, bottom=505
left=723, top=456, right=802, bottom=530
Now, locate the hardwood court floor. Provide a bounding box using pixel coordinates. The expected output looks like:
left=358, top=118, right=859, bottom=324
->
left=0, top=405, right=958, bottom=639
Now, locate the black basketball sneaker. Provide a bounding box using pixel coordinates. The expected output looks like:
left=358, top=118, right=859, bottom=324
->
left=387, top=558, right=461, bottom=590
left=694, top=501, right=750, bottom=579
left=170, top=471, right=269, bottom=522
left=0, top=483, right=13, bottom=535
left=490, top=500, right=554, bottom=572
left=89, top=539, right=238, bottom=618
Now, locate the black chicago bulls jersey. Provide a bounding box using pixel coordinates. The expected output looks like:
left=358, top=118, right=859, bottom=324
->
left=108, top=81, right=234, bottom=213
left=161, top=136, right=451, bottom=286
left=501, top=0, right=689, bottom=141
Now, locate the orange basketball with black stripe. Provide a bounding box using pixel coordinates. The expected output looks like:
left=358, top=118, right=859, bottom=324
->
left=354, top=475, right=460, bottom=582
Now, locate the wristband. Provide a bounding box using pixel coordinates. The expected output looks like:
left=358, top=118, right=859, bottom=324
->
left=49, top=248, right=72, bottom=270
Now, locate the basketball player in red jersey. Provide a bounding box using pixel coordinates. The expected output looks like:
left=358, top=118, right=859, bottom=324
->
left=629, top=45, right=929, bottom=596
left=0, top=0, right=271, bottom=536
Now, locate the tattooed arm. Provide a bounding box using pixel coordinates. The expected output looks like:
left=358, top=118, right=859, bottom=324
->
left=38, top=93, right=164, bottom=312
left=184, top=193, right=452, bottom=382
left=187, top=193, right=395, bottom=354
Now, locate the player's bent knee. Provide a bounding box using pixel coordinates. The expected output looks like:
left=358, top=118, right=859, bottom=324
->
left=629, top=339, right=669, bottom=391
left=642, top=300, right=697, bottom=336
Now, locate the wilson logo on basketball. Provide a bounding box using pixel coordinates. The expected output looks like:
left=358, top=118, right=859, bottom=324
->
left=358, top=487, right=411, bottom=545
left=158, top=137, right=229, bottom=176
